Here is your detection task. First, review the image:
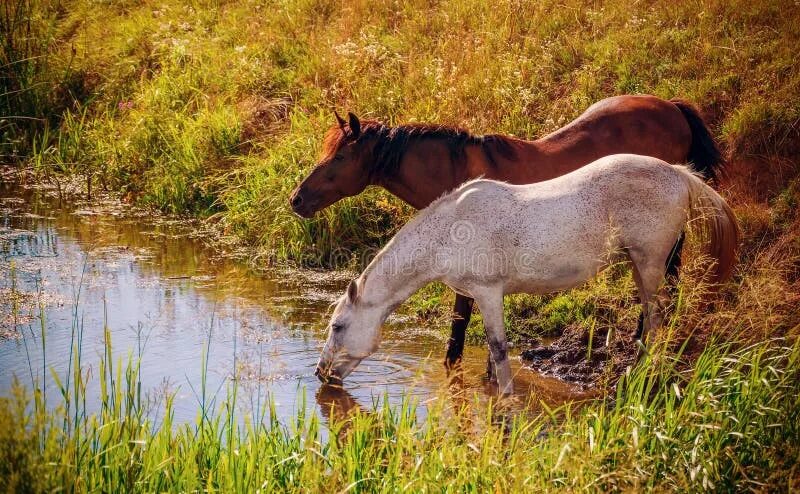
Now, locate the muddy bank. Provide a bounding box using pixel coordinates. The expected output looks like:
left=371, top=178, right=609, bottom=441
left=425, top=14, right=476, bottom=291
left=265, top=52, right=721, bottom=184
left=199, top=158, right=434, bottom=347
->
left=521, top=324, right=638, bottom=387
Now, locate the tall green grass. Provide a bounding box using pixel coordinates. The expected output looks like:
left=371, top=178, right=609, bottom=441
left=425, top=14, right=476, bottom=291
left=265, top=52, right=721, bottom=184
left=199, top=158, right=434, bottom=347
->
left=0, top=0, right=89, bottom=163
left=7, top=0, right=799, bottom=265
left=1, top=306, right=799, bottom=492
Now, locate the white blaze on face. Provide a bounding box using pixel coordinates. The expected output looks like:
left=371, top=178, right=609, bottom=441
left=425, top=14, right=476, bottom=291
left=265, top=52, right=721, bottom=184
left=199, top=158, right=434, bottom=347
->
left=315, top=279, right=383, bottom=384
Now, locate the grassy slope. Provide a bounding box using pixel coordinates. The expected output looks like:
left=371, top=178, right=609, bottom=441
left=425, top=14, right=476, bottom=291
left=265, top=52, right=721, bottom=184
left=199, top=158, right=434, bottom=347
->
left=5, top=0, right=799, bottom=262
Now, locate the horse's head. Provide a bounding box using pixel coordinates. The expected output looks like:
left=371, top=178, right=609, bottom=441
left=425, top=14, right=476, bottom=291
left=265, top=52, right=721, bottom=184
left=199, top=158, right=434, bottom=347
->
left=315, top=278, right=382, bottom=384
left=290, top=112, right=376, bottom=218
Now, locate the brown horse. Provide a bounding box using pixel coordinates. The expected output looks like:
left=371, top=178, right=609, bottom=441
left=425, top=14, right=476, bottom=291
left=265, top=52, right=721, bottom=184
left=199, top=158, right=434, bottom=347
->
left=290, top=94, right=724, bottom=369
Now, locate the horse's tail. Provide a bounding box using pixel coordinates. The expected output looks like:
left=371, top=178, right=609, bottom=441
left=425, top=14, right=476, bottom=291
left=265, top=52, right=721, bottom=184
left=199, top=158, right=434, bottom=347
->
left=674, top=165, right=739, bottom=284
left=670, top=99, right=725, bottom=182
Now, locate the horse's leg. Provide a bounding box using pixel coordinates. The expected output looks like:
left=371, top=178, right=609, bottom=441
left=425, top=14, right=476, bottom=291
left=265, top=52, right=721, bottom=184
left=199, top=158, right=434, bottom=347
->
left=473, top=288, right=513, bottom=395
left=630, top=252, right=668, bottom=347
left=664, top=232, right=685, bottom=298
left=635, top=233, right=683, bottom=340
left=486, top=354, right=496, bottom=383
left=444, top=294, right=473, bottom=370
left=634, top=312, right=645, bottom=340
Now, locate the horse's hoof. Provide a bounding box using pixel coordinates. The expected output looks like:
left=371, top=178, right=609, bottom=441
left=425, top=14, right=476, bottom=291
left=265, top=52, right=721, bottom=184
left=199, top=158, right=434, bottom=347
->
left=443, top=358, right=462, bottom=373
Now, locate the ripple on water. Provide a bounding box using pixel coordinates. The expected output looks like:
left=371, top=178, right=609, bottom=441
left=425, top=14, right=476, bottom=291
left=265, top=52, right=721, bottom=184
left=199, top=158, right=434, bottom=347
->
left=0, top=181, right=592, bottom=428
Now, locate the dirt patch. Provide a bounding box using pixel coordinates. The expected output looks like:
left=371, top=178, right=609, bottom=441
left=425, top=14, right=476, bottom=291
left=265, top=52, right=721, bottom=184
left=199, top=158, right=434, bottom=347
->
left=520, top=324, right=638, bottom=387
left=723, top=156, right=799, bottom=203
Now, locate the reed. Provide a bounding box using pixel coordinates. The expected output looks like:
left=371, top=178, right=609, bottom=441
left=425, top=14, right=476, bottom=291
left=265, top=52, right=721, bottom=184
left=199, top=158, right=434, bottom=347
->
left=1, top=285, right=799, bottom=492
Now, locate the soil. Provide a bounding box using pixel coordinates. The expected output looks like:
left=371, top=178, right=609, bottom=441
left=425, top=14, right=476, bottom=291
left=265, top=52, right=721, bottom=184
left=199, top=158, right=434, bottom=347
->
left=520, top=324, right=638, bottom=387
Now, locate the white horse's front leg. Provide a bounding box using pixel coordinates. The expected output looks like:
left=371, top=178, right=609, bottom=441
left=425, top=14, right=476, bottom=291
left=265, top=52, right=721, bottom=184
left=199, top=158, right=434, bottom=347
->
left=474, top=289, right=513, bottom=395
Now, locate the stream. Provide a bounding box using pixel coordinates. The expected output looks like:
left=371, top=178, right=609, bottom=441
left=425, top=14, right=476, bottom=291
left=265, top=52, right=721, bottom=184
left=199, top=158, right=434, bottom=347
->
left=0, top=180, right=590, bottom=428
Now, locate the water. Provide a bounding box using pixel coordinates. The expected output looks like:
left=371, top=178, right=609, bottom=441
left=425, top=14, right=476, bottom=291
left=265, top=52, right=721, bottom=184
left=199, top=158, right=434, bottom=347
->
left=0, top=181, right=589, bottom=427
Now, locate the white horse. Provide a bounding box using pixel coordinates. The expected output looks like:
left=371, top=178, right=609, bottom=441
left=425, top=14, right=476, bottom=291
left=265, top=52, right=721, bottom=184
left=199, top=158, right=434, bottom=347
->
left=315, top=154, right=738, bottom=394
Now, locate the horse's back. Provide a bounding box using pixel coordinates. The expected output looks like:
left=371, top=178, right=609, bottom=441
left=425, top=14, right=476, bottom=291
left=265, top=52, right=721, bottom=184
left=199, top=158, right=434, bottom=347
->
left=539, top=95, right=691, bottom=165
left=436, top=154, right=687, bottom=218
left=576, top=153, right=687, bottom=192
left=572, top=154, right=692, bottom=250
left=415, top=154, right=693, bottom=294
left=444, top=153, right=687, bottom=206
left=554, top=154, right=690, bottom=210
left=479, top=153, right=692, bottom=252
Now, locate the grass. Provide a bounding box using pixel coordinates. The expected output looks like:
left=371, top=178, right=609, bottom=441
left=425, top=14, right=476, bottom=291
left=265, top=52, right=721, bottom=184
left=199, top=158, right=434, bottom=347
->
left=3, top=0, right=799, bottom=264
left=1, top=293, right=799, bottom=492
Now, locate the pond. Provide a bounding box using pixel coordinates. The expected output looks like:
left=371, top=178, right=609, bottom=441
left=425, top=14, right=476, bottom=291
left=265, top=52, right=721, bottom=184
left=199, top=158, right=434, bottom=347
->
left=0, top=180, right=590, bottom=428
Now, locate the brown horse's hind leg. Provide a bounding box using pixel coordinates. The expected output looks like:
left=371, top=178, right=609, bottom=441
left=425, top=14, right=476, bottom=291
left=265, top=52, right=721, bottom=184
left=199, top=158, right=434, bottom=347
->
left=444, top=294, right=474, bottom=370
left=664, top=232, right=685, bottom=298
left=634, top=312, right=646, bottom=340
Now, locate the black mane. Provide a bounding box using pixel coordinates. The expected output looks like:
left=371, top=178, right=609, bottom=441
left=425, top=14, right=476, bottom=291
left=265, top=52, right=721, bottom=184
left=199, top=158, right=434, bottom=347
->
left=332, top=121, right=519, bottom=180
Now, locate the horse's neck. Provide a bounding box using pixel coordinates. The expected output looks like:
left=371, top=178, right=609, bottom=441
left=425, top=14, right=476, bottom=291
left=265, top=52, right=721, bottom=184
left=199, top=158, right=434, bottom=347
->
left=377, top=139, right=465, bottom=209
left=471, top=137, right=583, bottom=184
left=359, top=237, right=435, bottom=314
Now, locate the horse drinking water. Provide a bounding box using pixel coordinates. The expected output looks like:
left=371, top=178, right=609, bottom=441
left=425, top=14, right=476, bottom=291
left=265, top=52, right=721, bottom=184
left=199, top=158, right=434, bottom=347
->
left=292, top=95, right=725, bottom=369
left=314, top=154, right=738, bottom=395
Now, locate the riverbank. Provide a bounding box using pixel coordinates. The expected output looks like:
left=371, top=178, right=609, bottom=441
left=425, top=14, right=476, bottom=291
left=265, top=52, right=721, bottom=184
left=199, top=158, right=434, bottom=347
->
left=2, top=322, right=799, bottom=491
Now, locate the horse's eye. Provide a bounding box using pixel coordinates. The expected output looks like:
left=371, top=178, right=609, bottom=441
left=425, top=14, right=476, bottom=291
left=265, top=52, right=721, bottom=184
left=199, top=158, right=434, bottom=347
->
left=331, top=323, right=344, bottom=333
left=334, top=154, right=344, bottom=161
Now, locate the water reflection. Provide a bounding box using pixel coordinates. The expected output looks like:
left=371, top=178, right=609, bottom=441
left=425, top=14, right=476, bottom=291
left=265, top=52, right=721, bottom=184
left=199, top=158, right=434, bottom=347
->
left=316, top=384, right=364, bottom=422
left=0, top=182, right=590, bottom=429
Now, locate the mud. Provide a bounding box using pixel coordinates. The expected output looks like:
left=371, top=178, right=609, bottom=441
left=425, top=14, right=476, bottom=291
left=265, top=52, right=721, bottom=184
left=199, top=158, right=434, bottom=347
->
left=521, top=323, right=638, bottom=387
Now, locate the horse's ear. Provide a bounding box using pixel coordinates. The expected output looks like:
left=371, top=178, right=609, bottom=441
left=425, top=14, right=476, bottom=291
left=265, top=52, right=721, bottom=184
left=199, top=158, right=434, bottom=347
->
left=334, top=111, right=346, bottom=130
left=347, top=112, right=361, bottom=139
left=346, top=279, right=360, bottom=304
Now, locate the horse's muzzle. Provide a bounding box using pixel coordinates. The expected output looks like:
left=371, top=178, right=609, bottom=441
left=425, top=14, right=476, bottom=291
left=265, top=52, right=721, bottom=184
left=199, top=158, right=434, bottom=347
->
left=314, top=365, right=342, bottom=385
left=289, top=189, right=318, bottom=218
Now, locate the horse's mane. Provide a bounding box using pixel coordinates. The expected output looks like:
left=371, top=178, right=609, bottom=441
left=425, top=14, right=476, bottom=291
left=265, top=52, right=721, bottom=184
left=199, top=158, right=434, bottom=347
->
left=322, top=120, right=519, bottom=180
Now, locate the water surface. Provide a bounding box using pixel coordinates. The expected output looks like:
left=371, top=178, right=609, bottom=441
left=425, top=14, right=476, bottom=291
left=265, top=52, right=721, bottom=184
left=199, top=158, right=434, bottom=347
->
left=0, top=181, right=590, bottom=427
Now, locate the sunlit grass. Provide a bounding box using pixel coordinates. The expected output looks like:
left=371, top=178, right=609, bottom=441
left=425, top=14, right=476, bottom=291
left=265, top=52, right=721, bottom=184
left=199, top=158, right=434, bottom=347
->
left=6, top=0, right=799, bottom=264
left=1, top=296, right=798, bottom=492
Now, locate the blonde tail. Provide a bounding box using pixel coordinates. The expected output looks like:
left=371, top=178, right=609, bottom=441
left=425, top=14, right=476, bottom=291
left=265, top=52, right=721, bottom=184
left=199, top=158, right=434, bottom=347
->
left=673, top=165, right=740, bottom=284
